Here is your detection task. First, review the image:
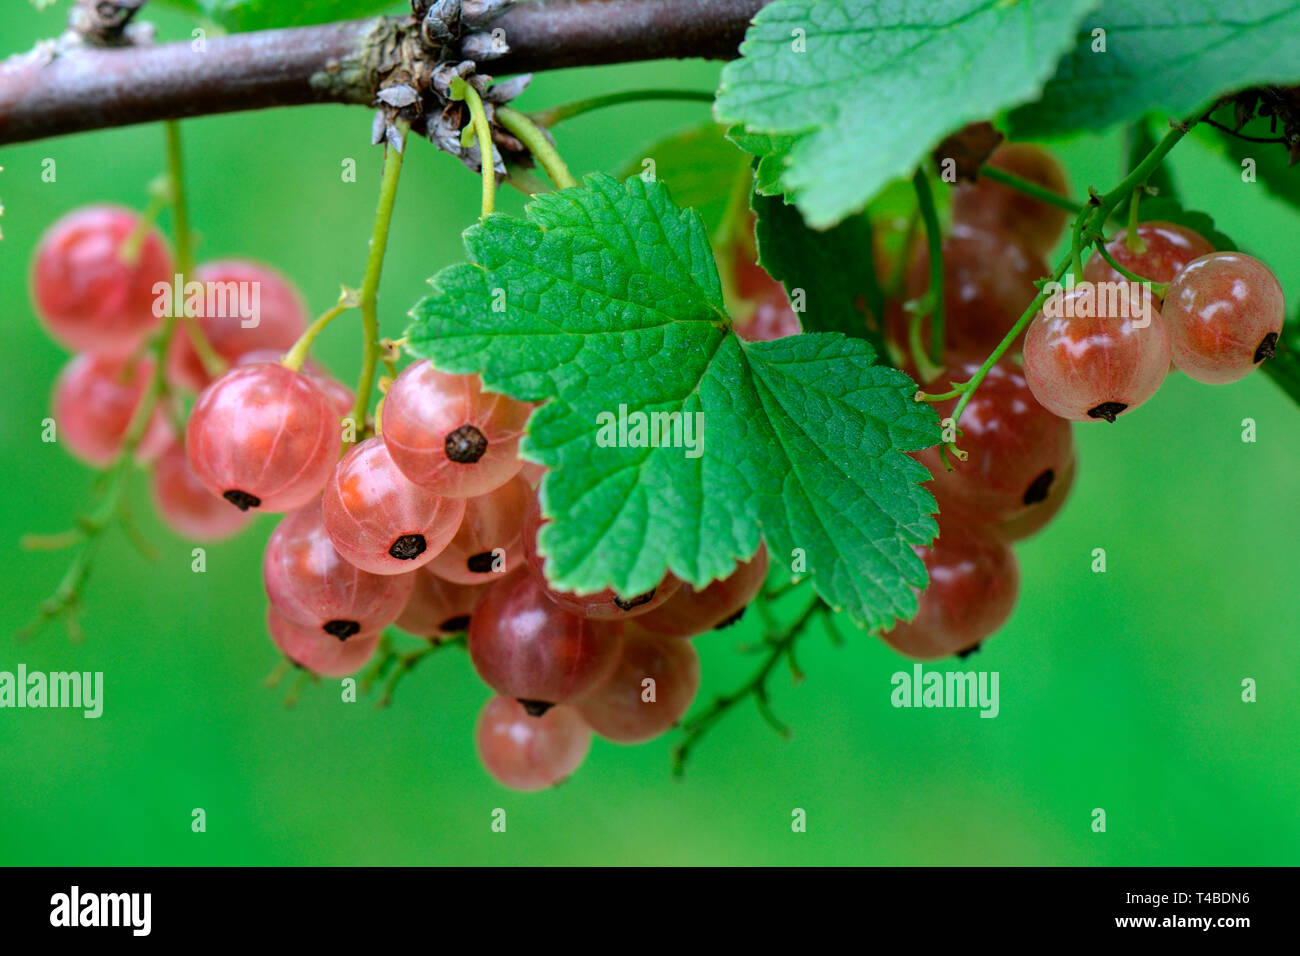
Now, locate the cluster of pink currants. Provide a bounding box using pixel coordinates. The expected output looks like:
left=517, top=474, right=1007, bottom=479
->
left=878, top=145, right=1285, bottom=660
left=30, top=204, right=772, bottom=792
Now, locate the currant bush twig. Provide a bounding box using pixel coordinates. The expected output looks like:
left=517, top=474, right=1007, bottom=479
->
left=496, top=106, right=578, bottom=190
left=450, top=78, right=496, bottom=219
left=979, top=165, right=1084, bottom=214
left=671, top=590, right=824, bottom=777
left=530, top=88, right=715, bottom=127
left=350, top=122, right=407, bottom=439
left=165, top=121, right=225, bottom=383
left=1201, top=117, right=1288, bottom=144
left=912, top=168, right=944, bottom=367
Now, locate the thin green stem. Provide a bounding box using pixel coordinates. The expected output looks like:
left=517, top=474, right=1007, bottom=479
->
left=532, top=88, right=714, bottom=127
left=497, top=106, right=577, bottom=190
left=912, top=169, right=944, bottom=367
left=980, top=165, right=1084, bottom=214
left=165, top=121, right=224, bottom=382
left=282, top=300, right=351, bottom=372
left=349, top=123, right=407, bottom=438
left=452, top=78, right=495, bottom=218
left=1125, top=186, right=1145, bottom=254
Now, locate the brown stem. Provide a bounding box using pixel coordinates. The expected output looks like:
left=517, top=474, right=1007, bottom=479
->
left=0, top=0, right=767, bottom=146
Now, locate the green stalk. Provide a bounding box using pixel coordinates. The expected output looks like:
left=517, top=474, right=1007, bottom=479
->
left=497, top=107, right=578, bottom=190
left=532, top=89, right=715, bottom=127
left=349, top=124, right=407, bottom=436
left=912, top=168, right=944, bottom=367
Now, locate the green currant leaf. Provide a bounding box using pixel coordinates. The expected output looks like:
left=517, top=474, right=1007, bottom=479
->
left=725, top=126, right=795, bottom=197
left=1009, top=0, right=1300, bottom=137
left=751, top=191, right=886, bottom=351
left=713, top=0, right=1098, bottom=230
left=154, top=0, right=402, bottom=31
left=618, top=124, right=749, bottom=239
left=1130, top=197, right=1238, bottom=252
left=406, top=174, right=939, bottom=631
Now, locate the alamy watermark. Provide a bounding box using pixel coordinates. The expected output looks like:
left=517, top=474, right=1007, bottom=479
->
left=1042, top=276, right=1156, bottom=328
left=0, top=665, right=103, bottom=718
left=50, top=886, right=150, bottom=936
left=595, top=405, right=704, bottom=458
left=151, top=274, right=261, bottom=327
left=891, top=663, right=999, bottom=718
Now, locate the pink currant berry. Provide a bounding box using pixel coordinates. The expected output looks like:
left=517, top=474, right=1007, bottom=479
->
left=396, top=570, right=487, bottom=639
left=952, top=143, right=1070, bottom=255
left=1081, top=221, right=1214, bottom=299
left=186, top=362, right=339, bottom=512
left=476, top=696, right=592, bottom=791
left=31, top=205, right=172, bottom=356
left=1023, top=283, right=1170, bottom=422
left=575, top=632, right=700, bottom=743
left=633, top=544, right=769, bottom=639
left=52, top=353, right=170, bottom=467
left=266, top=607, right=379, bottom=678
left=1161, top=252, right=1285, bottom=385
left=383, top=360, right=531, bottom=498
left=427, top=473, right=530, bottom=585
left=165, top=260, right=309, bottom=391
left=151, top=439, right=253, bottom=541
left=321, top=437, right=465, bottom=575
left=263, top=498, right=415, bottom=641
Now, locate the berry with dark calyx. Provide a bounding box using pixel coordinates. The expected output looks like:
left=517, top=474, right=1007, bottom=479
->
left=396, top=570, right=487, bottom=639
left=266, top=607, right=379, bottom=678
left=321, top=437, right=465, bottom=575
left=31, top=205, right=172, bottom=356
left=917, top=359, right=1074, bottom=525
left=468, top=572, right=624, bottom=708
left=427, top=473, right=530, bottom=585
left=1081, top=221, right=1214, bottom=302
left=475, top=696, right=592, bottom=792
left=952, top=143, right=1070, bottom=255
left=1160, top=252, right=1285, bottom=384
left=52, top=353, right=171, bottom=467
left=383, top=360, right=531, bottom=498
left=886, top=223, right=1048, bottom=357
left=151, top=439, right=253, bottom=541
left=263, top=498, right=415, bottom=639
left=186, top=362, right=339, bottom=512
left=880, top=518, right=1019, bottom=660
left=575, top=632, right=700, bottom=743
left=520, top=494, right=681, bottom=619
left=998, top=453, right=1076, bottom=542
left=634, top=544, right=770, bottom=639
left=1023, top=283, right=1171, bottom=422
left=165, top=260, right=308, bottom=392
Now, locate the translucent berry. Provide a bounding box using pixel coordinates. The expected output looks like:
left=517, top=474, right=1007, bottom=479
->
left=52, top=353, right=170, bottom=467
left=321, top=437, right=465, bottom=575
left=952, top=143, right=1069, bottom=255
left=236, top=349, right=353, bottom=419
left=634, top=544, right=770, bottom=639
left=887, top=224, right=1047, bottom=357
left=575, top=632, right=700, bottom=743
left=151, top=439, right=252, bottom=541
left=1161, top=252, right=1285, bottom=385
left=998, top=453, right=1076, bottom=542
left=267, top=607, right=379, bottom=678
left=1081, top=221, right=1214, bottom=300
left=427, top=473, right=530, bottom=584
left=520, top=494, right=681, bottom=619
left=917, top=359, right=1074, bottom=524
left=383, top=361, right=531, bottom=497
left=468, top=573, right=624, bottom=710
left=31, top=205, right=172, bottom=356
left=880, top=518, right=1019, bottom=660
left=165, top=260, right=308, bottom=391
left=476, top=696, right=592, bottom=791
left=263, top=498, right=414, bottom=639
left=186, top=362, right=339, bottom=512
left=1023, top=283, right=1171, bottom=422
left=396, top=570, right=486, bottom=639
left=735, top=281, right=801, bottom=341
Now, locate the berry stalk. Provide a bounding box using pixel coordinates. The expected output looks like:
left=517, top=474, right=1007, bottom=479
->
left=530, top=88, right=715, bottom=127
left=451, top=78, right=496, bottom=219
left=912, top=168, right=945, bottom=368
left=350, top=123, right=408, bottom=438
left=497, top=107, right=578, bottom=191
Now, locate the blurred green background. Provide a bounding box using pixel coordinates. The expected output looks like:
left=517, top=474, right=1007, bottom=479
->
left=2, top=1, right=1297, bottom=866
